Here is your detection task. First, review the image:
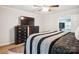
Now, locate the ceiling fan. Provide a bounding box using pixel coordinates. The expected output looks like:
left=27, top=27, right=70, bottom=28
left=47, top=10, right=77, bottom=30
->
left=33, top=5, right=59, bottom=12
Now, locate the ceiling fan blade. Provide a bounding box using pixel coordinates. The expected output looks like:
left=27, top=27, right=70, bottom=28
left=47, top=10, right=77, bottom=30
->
left=33, top=5, right=42, bottom=7
left=38, top=8, right=42, bottom=11
left=49, top=5, right=59, bottom=7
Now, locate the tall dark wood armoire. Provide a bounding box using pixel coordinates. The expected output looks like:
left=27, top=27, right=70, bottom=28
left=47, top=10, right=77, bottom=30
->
left=15, top=16, right=39, bottom=44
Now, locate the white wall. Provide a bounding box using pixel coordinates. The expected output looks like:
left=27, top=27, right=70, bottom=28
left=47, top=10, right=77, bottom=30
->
left=0, top=6, right=79, bottom=46
left=41, top=8, right=79, bottom=32
left=0, top=6, right=43, bottom=46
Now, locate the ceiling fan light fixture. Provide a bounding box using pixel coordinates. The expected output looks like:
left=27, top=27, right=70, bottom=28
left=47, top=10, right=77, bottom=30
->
left=33, top=5, right=59, bottom=12
left=42, top=7, right=49, bottom=12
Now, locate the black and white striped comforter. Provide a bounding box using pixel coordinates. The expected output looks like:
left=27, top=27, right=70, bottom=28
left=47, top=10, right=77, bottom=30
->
left=26, top=31, right=69, bottom=54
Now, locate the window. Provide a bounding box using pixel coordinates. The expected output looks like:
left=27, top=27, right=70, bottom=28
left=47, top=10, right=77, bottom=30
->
left=59, top=16, right=71, bottom=32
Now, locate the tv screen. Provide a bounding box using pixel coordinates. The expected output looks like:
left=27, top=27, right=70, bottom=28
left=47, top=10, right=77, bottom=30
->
left=59, top=22, right=65, bottom=29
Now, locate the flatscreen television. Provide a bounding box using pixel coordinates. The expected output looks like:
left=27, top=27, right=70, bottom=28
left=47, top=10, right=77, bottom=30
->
left=59, top=22, right=65, bottom=30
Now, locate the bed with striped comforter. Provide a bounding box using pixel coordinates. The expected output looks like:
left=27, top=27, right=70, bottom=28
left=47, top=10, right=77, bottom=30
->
left=26, top=31, right=79, bottom=54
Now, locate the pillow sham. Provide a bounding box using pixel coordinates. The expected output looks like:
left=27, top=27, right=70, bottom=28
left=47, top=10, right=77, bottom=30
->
left=75, top=27, right=79, bottom=40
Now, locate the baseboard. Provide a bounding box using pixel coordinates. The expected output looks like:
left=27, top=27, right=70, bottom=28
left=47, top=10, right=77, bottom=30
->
left=0, top=42, right=14, bottom=47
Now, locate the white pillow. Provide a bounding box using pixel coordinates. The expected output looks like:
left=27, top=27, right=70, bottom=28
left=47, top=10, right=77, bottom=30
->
left=75, top=27, right=79, bottom=40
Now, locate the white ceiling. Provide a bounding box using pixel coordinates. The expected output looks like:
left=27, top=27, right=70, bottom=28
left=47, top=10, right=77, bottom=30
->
left=2, top=5, right=79, bottom=14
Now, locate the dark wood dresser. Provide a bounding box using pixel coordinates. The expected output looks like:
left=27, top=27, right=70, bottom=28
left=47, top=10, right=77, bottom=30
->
left=15, top=16, right=39, bottom=44
left=15, top=25, right=39, bottom=44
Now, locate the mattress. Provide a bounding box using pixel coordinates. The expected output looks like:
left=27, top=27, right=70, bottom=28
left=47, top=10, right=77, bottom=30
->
left=26, top=31, right=79, bottom=54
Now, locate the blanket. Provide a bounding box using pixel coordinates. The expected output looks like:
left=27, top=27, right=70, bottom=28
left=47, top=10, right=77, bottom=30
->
left=26, top=31, right=69, bottom=54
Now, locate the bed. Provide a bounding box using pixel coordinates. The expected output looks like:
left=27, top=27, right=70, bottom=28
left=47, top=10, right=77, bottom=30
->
left=25, top=31, right=79, bottom=54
